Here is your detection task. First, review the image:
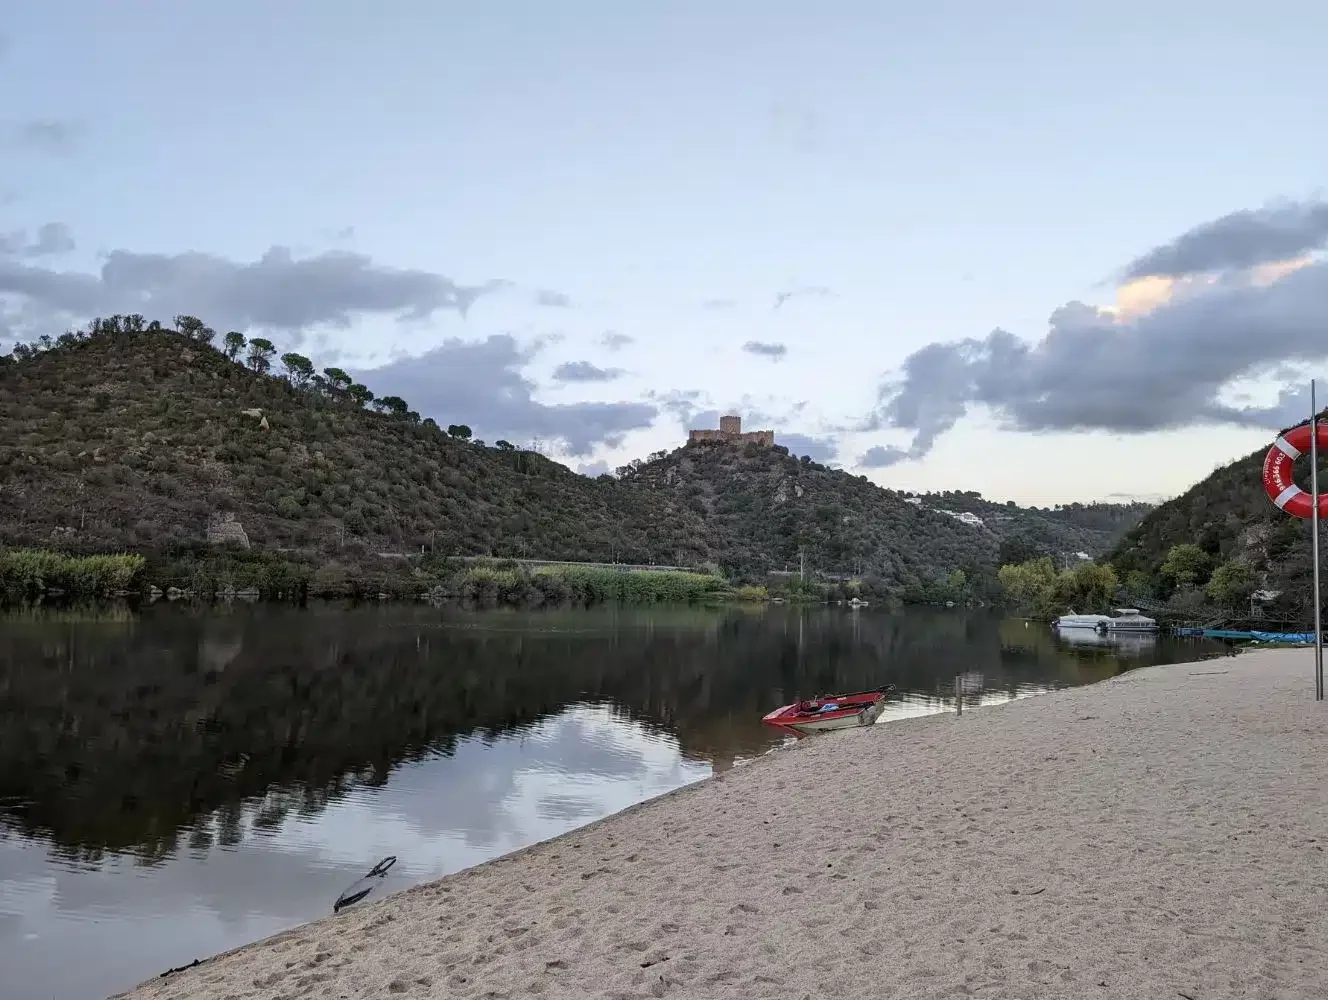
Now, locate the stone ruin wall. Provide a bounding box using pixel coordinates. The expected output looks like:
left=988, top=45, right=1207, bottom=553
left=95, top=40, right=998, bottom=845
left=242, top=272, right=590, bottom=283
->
left=686, top=428, right=775, bottom=447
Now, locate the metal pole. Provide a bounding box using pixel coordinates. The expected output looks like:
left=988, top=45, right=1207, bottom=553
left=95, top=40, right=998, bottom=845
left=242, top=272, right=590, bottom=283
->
left=1312, top=379, right=1323, bottom=701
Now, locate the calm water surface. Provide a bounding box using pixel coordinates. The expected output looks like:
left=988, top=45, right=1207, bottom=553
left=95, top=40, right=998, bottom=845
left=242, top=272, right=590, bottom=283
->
left=0, top=603, right=1223, bottom=999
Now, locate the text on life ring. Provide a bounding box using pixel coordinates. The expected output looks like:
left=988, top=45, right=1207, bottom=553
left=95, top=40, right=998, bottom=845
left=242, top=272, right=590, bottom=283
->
left=1262, top=422, right=1328, bottom=520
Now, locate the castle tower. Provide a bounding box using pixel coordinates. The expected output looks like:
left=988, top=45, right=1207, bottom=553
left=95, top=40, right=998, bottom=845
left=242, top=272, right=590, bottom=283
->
left=719, top=414, right=741, bottom=436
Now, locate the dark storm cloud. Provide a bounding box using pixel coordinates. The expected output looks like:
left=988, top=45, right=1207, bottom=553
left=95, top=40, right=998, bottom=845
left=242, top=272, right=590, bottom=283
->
left=862, top=244, right=1328, bottom=467
left=742, top=340, right=788, bottom=360
left=600, top=331, right=634, bottom=350
left=0, top=240, right=506, bottom=339
left=552, top=360, right=624, bottom=383
left=1123, top=200, right=1328, bottom=280
left=354, top=334, right=656, bottom=456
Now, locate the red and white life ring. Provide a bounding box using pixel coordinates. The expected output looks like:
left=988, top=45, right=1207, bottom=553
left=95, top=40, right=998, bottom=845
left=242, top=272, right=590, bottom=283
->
left=1262, top=422, right=1328, bottom=520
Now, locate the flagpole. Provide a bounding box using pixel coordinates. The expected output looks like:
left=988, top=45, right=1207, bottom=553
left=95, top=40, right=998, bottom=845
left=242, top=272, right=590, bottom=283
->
left=1312, top=378, right=1323, bottom=701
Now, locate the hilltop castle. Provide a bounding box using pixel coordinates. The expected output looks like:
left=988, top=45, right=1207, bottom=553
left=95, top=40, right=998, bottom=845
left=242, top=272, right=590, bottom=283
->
left=687, top=414, right=775, bottom=447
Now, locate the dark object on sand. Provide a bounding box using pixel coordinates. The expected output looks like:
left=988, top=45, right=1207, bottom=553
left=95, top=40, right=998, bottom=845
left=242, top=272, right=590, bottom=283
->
left=333, top=855, right=398, bottom=913
left=160, top=958, right=201, bottom=978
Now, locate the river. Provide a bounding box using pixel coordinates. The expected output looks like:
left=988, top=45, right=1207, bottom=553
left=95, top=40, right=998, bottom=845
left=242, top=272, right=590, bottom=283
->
left=0, top=602, right=1223, bottom=999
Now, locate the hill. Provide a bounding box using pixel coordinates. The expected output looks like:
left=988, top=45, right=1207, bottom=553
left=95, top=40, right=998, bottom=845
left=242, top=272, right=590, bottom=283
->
left=0, top=316, right=1151, bottom=599
left=1107, top=418, right=1328, bottom=624
left=618, top=442, right=1149, bottom=595
left=0, top=319, right=710, bottom=578
left=896, top=490, right=1154, bottom=564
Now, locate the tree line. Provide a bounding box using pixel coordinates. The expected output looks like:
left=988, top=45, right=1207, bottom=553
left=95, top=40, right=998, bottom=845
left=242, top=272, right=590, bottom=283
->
left=1, top=313, right=486, bottom=444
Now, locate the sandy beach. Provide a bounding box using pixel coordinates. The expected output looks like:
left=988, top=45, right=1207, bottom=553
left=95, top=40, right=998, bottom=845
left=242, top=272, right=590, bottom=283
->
left=115, top=647, right=1328, bottom=1000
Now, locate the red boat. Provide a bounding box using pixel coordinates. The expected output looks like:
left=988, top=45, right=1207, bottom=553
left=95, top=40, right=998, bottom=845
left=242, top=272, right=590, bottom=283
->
left=761, top=686, right=893, bottom=738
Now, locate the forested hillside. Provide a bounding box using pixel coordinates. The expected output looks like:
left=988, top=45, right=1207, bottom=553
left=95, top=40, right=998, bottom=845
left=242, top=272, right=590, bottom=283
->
left=619, top=444, right=1149, bottom=595
left=1108, top=418, right=1328, bottom=623
left=0, top=318, right=709, bottom=574
left=1, top=315, right=1151, bottom=598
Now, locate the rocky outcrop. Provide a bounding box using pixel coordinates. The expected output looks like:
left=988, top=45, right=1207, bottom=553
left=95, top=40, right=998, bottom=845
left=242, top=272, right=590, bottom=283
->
left=205, top=512, right=250, bottom=549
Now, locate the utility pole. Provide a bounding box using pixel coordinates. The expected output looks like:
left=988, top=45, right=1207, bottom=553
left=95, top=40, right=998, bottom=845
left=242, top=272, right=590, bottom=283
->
left=1312, top=379, right=1323, bottom=701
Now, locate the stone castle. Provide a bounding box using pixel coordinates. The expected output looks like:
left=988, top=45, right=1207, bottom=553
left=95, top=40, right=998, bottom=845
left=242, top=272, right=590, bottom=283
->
left=687, top=414, right=775, bottom=447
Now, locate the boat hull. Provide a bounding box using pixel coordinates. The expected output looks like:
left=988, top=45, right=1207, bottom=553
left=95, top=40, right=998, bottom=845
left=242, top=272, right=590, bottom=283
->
left=761, top=689, right=889, bottom=738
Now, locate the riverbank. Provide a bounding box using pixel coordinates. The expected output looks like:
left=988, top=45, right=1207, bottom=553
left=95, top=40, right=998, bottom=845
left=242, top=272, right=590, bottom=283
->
left=0, top=546, right=899, bottom=610
left=0, top=547, right=736, bottom=607
left=114, top=647, right=1328, bottom=999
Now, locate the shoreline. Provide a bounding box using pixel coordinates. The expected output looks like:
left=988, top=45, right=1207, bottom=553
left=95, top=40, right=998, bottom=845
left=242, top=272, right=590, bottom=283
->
left=115, top=648, right=1328, bottom=999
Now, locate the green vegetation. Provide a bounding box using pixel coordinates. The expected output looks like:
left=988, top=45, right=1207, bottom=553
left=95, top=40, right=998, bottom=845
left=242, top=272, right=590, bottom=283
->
left=733, top=584, right=770, bottom=602
left=996, top=557, right=1119, bottom=617
left=621, top=442, right=1145, bottom=599
left=0, top=315, right=1152, bottom=608
left=1108, top=416, right=1328, bottom=625
left=439, top=563, right=727, bottom=606
left=0, top=549, right=145, bottom=600
left=0, top=317, right=712, bottom=576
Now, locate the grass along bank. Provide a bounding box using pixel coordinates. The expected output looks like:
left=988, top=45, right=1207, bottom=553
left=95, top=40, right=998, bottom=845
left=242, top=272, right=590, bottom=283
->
left=437, top=563, right=729, bottom=606
left=0, top=550, right=146, bottom=600
left=0, top=547, right=734, bottom=608
left=3, top=546, right=926, bottom=609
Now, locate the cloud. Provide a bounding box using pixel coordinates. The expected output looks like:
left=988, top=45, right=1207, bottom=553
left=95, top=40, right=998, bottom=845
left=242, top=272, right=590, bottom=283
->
left=773, top=284, right=832, bottom=310
left=742, top=340, right=788, bottom=360
left=0, top=237, right=505, bottom=339
left=646, top=389, right=708, bottom=427
left=575, top=460, right=612, bottom=478
left=552, top=360, right=624, bottom=383
left=600, top=331, right=634, bottom=351
left=10, top=119, right=83, bottom=156
left=779, top=433, right=839, bottom=463
left=1123, top=200, right=1328, bottom=280
left=0, top=222, right=76, bottom=259
left=858, top=445, right=913, bottom=469
left=701, top=298, right=736, bottom=310
left=353, top=334, right=656, bottom=456
left=646, top=390, right=795, bottom=434
left=535, top=289, right=572, bottom=308
left=862, top=201, right=1328, bottom=464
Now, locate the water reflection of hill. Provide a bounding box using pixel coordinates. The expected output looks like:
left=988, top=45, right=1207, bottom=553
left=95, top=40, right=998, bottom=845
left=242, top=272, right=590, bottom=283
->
left=0, top=604, right=1217, bottom=858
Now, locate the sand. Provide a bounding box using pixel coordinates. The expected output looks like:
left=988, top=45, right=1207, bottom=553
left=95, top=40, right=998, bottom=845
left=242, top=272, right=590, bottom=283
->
left=115, top=648, right=1328, bottom=1000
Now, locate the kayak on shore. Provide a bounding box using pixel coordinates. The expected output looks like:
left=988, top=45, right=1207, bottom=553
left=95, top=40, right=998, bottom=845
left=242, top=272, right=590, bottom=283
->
left=761, top=685, right=893, bottom=738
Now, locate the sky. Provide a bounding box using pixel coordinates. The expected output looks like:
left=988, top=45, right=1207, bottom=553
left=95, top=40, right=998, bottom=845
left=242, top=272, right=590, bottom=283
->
left=2, top=1, right=1326, bottom=504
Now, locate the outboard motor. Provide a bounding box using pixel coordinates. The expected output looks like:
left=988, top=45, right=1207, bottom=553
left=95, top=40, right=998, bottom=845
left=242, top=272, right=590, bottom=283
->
left=333, top=855, right=398, bottom=913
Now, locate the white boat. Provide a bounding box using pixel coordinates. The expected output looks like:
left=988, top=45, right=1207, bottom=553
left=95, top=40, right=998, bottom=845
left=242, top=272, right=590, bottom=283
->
left=1054, top=608, right=1157, bottom=633
left=1053, top=611, right=1111, bottom=629
left=1055, top=627, right=1158, bottom=654
left=1098, top=608, right=1158, bottom=632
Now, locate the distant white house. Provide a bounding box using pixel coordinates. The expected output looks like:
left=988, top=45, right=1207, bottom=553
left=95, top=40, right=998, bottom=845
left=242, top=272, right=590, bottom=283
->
left=901, top=496, right=985, bottom=528
left=941, top=510, right=985, bottom=528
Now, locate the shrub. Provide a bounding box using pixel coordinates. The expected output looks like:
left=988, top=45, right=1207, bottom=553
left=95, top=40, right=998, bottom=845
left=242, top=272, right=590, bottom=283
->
left=0, top=549, right=146, bottom=598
